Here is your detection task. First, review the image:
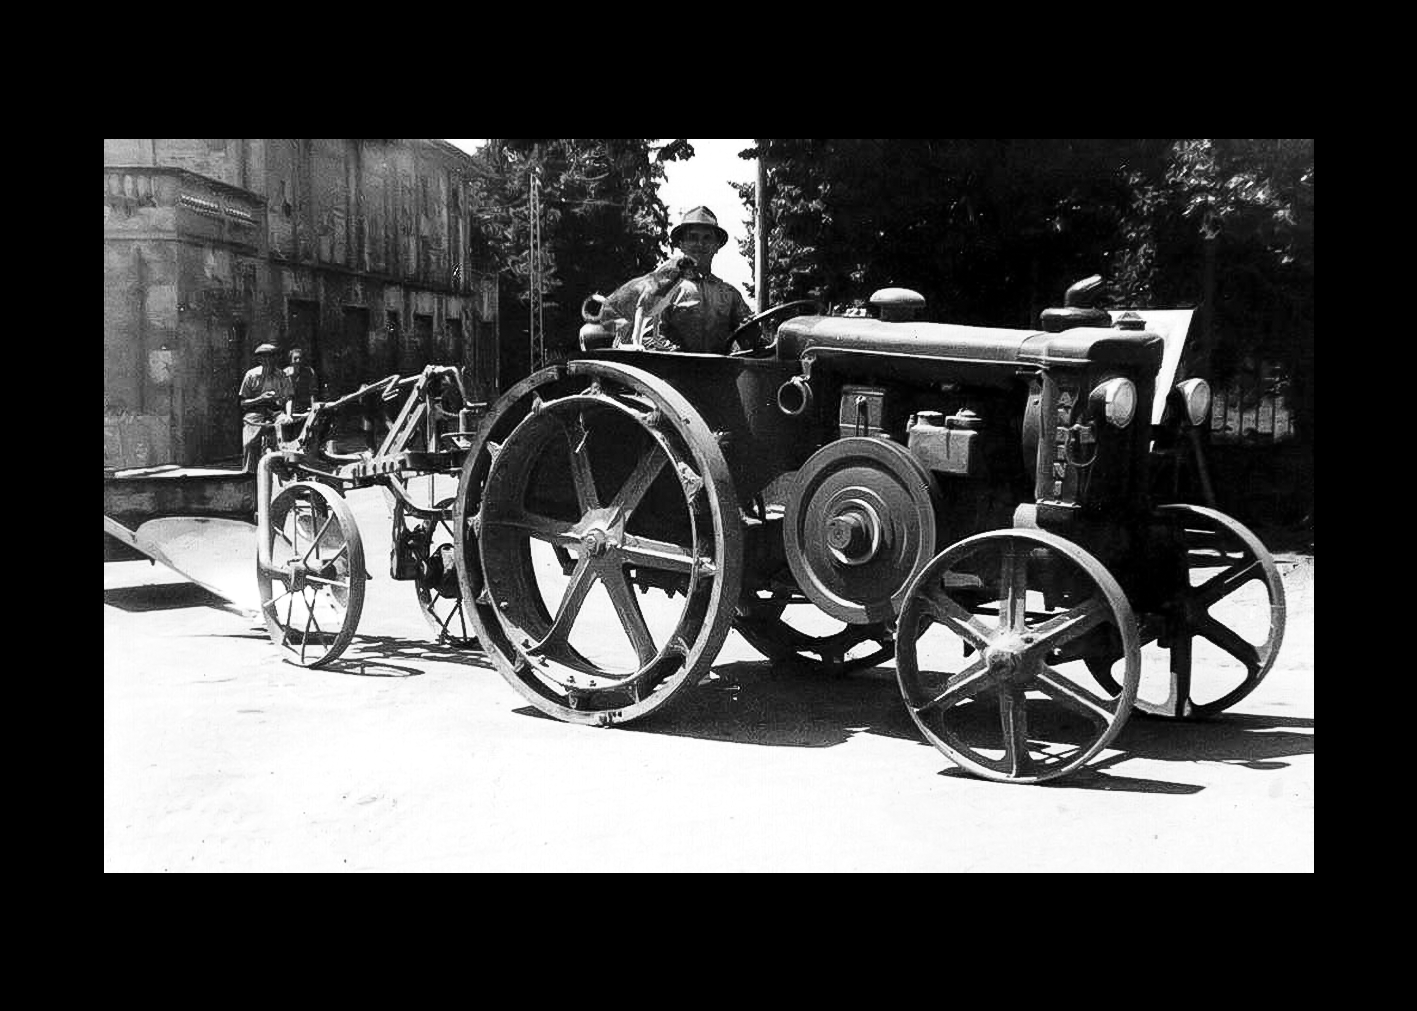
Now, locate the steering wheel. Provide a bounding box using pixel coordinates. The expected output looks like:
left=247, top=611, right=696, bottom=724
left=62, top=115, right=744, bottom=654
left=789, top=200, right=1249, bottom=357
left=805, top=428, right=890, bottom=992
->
left=722, top=300, right=821, bottom=355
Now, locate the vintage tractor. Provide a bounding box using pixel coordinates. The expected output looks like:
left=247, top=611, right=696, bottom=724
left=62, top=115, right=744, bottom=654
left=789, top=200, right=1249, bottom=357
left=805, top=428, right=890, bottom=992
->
left=452, top=276, right=1286, bottom=784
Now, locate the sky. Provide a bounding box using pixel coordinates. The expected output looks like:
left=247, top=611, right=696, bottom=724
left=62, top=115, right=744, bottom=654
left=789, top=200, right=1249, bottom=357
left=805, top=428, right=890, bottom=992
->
left=444, top=139, right=759, bottom=310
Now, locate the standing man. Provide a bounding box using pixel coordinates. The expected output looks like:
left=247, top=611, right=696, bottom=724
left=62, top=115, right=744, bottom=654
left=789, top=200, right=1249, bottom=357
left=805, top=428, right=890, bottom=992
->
left=600, top=206, right=754, bottom=353
left=284, top=347, right=321, bottom=415
left=238, top=343, right=293, bottom=472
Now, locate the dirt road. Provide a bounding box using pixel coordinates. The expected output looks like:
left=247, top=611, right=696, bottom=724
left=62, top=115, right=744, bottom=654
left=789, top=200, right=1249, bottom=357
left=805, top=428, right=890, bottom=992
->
left=104, top=487, right=1314, bottom=872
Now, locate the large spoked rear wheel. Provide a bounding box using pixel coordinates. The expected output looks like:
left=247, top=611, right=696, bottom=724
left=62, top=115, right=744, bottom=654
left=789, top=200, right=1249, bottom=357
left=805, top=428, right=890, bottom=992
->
left=895, top=529, right=1140, bottom=784
left=257, top=481, right=365, bottom=667
left=454, top=362, right=743, bottom=725
left=1088, top=504, right=1286, bottom=718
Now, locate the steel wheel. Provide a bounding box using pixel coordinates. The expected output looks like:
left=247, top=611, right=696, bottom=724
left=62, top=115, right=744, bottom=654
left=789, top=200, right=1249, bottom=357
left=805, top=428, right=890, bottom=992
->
left=257, top=481, right=365, bottom=667
left=403, top=496, right=477, bottom=647
left=1088, top=504, right=1286, bottom=718
left=734, top=587, right=893, bottom=676
left=455, top=362, right=742, bottom=725
left=895, top=529, right=1140, bottom=784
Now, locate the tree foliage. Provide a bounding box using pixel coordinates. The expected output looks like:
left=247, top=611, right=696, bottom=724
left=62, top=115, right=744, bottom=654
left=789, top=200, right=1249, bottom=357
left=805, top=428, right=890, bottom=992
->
left=738, top=138, right=1314, bottom=438
left=467, top=139, right=691, bottom=381
left=738, top=139, right=1172, bottom=326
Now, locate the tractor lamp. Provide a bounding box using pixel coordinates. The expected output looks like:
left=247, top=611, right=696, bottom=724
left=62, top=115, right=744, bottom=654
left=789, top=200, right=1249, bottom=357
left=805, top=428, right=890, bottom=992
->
left=1176, top=378, right=1211, bottom=427
left=1091, top=378, right=1137, bottom=428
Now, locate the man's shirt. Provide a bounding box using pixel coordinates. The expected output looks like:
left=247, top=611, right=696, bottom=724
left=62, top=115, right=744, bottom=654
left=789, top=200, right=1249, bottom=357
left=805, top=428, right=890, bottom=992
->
left=285, top=365, right=318, bottom=412
left=239, top=366, right=294, bottom=425
left=658, top=273, right=753, bottom=352
left=601, top=262, right=752, bottom=353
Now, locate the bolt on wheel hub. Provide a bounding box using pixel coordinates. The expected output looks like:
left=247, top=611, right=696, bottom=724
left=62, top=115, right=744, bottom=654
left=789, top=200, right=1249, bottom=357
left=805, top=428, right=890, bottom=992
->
left=825, top=498, right=884, bottom=566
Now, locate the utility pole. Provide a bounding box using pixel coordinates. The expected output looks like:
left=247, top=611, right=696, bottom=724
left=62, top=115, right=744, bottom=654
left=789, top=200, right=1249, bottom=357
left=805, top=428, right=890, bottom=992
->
left=528, top=151, right=545, bottom=373
left=755, top=140, right=768, bottom=312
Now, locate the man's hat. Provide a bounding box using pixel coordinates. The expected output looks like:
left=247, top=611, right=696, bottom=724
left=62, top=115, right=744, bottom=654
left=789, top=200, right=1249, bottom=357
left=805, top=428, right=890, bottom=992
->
left=254, top=342, right=278, bottom=357
left=671, top=206, right=728, bottom=247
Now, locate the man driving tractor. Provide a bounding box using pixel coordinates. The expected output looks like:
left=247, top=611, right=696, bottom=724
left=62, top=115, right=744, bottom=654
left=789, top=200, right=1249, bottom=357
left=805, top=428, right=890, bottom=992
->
left=599, top=206, right=753, bottom=352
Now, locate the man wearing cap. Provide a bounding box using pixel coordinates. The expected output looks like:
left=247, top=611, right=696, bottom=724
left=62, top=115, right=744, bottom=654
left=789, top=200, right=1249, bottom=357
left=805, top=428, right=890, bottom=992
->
left=600, top=206, right=753, bottom=353
left=238, top=343, right=294, bottom=472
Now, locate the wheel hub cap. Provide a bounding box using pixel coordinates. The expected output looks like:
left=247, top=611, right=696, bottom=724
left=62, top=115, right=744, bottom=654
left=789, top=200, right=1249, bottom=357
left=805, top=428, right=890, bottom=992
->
left=825, top=499, right=883, bottom=566
left=984, top=634, right=1032, bottom=686
left=581, top=528, right=610, bottom=557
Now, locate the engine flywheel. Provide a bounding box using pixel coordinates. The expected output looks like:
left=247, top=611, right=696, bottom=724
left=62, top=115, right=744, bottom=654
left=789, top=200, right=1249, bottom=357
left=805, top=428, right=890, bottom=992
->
left=783, top=436, right=941, bottom=624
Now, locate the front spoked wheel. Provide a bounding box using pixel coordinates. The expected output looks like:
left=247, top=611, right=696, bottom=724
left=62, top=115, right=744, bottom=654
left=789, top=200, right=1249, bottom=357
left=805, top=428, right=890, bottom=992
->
left=1088, top=504, right=1286, bottom=718
left=895, top=530, right=1139, bottom=784
left=257, top=481, right=366, bottom=667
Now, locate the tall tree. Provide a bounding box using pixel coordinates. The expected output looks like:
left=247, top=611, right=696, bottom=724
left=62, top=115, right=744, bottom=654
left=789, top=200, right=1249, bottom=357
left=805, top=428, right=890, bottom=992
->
left=468, top=139, right=691, bottom=386
left=1112, top=139, right=1314, bottom=392
left=738, top=139, right=1171, bottom=327
left=740, top=138, right=1312, bottom=433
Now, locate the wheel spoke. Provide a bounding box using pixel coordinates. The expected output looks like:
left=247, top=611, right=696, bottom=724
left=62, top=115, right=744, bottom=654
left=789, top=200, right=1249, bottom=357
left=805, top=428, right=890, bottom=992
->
left=600, top=565, right=658, bottom=665
left=913, top=655, right=995, bottom=715
left=1000, top=542, right=1030, bottom=632
left=610, top=449, right=669, bottom=517
left=560, top=413, right=602, bottom=512
left=619, top=533, right=697, bottom=574
left=300, top=591, right=316, bottom=663
left=483, top=511, right=580, bottom=547
left=921, top=589, right=993, bottom=652
left=1000, top=692, right=1031, bottom=777
left=306, top=592, right=327, bottom=638
left=302, top=510, right=337, bottom=564
left=1195, top=614, right=1263, bottom=674
left=1022, top=597, right=1109, bottom=658
left=1192, top=557, right=1262, bottom=609
left=1033, top=665, right=1116, bottom=724
left=283, top=589, right=295, bottom=645
left=435, top=600, right=459, bottom=638
left=534, top=556, right=598, bottom=652
left=304, top=574, right=349, bottom=588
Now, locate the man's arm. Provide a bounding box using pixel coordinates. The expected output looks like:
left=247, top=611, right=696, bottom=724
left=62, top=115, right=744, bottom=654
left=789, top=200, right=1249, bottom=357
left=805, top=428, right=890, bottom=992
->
left=238, top=374, right=271, bottom=411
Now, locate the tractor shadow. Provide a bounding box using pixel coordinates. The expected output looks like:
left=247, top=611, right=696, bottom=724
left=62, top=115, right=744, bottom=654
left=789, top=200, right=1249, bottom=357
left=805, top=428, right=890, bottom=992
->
left=619, top=658, right=1314, bottom=795
left=325, top=633, right=499, bottom=675
left=210, top=631, right=498, bottom=678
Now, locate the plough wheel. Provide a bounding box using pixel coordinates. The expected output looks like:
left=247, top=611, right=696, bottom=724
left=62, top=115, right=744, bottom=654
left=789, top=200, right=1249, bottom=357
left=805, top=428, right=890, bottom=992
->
left=402, top=496, right=477, bottom=647
left=1087, top=504, right=1286, bottom=718
left=257, top=481, right=365, bottom=667
left=895, top=529, right=1139, bottom=784
left=734, top=589, right=893, bottom=676
left=454, top=361, right=743, bottom=725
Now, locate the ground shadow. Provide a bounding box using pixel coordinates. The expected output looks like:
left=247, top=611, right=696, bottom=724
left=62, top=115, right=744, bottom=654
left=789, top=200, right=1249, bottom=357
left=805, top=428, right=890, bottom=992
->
left=334, top=633, right=498, bottom=673
left=104, top=583, right=248, bottom=616
left=527, top=658, right=1314, bottom=795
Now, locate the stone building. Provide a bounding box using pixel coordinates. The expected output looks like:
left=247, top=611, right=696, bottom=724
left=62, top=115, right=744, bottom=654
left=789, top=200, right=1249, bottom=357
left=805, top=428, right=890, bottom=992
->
left=103, top=139, right=500, bottom=468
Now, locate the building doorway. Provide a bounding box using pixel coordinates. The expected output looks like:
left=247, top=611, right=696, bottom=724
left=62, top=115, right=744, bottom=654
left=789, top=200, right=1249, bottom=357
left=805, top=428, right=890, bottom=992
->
left=288, top=299, right=321, bottom=384
left=447, top=316, right=465, bottom=370
left=385, top=311, right=401, bottom=377
left=341, top=306, right=369, bottom=396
